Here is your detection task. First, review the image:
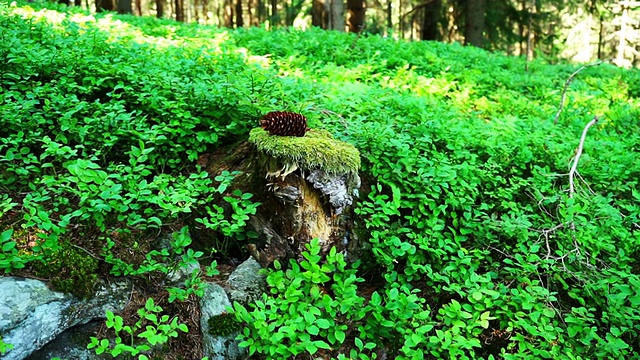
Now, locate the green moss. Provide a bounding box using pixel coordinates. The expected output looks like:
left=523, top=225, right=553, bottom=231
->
left=208, top=312, right=244, bottom=337
left=249, top=128, right=360, bottom=176
left=32, top=241, right=98, bottom=299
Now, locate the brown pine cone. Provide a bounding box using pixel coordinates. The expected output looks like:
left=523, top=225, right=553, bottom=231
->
left=260, top=111, right=309, bottom=137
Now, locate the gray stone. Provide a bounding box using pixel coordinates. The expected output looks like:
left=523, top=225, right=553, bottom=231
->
left=25, top=320, right=106, bottom=360
left=226, top=257, right=266, bottom=304
left=199, top=283, right=245, bottom=360
left=167, top=261, right=201, bottom=285
left=0, top=277, right=130, bottom=360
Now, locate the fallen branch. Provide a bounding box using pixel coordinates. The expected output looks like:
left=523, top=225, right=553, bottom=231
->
left=553, top=60, right=607, bottom=125
left=568, top=116, right=599, bottom=200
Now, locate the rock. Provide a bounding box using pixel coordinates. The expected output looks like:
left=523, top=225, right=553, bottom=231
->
left=225, top=257, right=266, bottom=304
left=199, top=283, right=245, bottom=360
left=167, top=261, right=201, bottom=285
left=25, top=320, right=105, bottom=360
left=0, top=276, right=131, bottom=360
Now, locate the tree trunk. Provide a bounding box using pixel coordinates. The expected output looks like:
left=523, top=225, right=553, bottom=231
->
left=175, top=0, right=185, bottom=21
left=58, top=0, right=70, bottom=6
left=270, top=0, right=278, bottom=26
left=117, top=0, right=132, bottom=14
left=96, top=0, right=115, bottom=12
left=464, top=0, right=485, bottom=47
left=236, top=0, right=244, bottom=27
left=203, top=0, right=209, bottom=22
left=156, top=0, right=164, bottom=17
left=421, top=0, right=441, bottom=40
left=329, top=0, right=345, bottom=31
left=134, top=0, right=142, bottom=15
left=614, top=0, right=630, bottom=67
left=256, top=0, right=266, bottom=24
left=248, top=0, right=259, bottom=26
left=347, top=0, right=365, bottom=33
left=386, top=0, right=392, bottom=31
left=312, top=0, right=328, bottom=28
left=224, top=0, right=234, bottom=27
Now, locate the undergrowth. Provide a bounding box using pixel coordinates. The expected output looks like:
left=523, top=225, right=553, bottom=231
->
left=1, top=1, right=640, bottom=359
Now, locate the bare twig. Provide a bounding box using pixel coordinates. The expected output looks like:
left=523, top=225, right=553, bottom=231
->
left=568, top=116, right=599, bottom=200
left=553, top=60, right=607, bottom=124
left=314, top=108, right=349, bottom=129
left=70, top=243, right=102, bottom=261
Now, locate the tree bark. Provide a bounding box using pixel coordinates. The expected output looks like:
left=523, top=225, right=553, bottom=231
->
left=195, top=141, right=361, bottom=268
left=223, top=0, right=234, bottom=27
left=135, top=0, right=142, bottom=15
left=270, top=0, right=278, bottom=26
left=329, top=0, right=345, bottom=31
left=386, top=0, right=392, bottom=31
left=117, top=0, right=132, bottom=14
left=312, top=0, right=328, bottom=28
left=96, top=0, right=115, bottom=12
left=156, top=0, right=164, bottom=18
left=421, top=0, right=441, bottom=40
left=236, top=0, right=244, bottom=27
left=347, top=0, right=365, bottom=32
left=464, top=0, right=485, bottom=47
left=175, top=0, right=185, bottom=21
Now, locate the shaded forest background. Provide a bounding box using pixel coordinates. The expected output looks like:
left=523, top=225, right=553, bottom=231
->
left=55, top=0, right=640, bottom=68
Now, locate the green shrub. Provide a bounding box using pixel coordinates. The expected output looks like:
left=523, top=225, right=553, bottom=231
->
left=233, top=239, right=377, bottom=359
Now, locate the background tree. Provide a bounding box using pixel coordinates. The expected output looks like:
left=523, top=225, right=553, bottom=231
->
left=175, top=0, right=185, bottom=21
left=312, top=0, right=328, bottom=28
left=464, top=0, right=485, bottom=46
left=330, top=0, right=345, bottom=30
left=347, top=0, right=366, bottom=32
left=117, top=0, right=132, bottom=13
left=96, top=0, right=115, bottom=12
left=60, top=0, right=640, bottom=67
left=421, top=0, right=442, bottom=41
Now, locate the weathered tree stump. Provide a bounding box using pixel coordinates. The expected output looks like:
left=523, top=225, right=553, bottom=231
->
left=196, top=128, right=361, bottom=268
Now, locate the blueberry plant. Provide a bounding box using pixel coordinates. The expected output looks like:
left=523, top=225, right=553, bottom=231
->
left=1, top=1, right=640, bottom=359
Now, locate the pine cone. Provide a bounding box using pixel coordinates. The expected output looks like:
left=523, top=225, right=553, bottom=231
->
left=260, top=111, right=309, bottom=137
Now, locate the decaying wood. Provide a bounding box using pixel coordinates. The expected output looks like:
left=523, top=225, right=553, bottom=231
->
left=195, top=141, right=359, bottom=268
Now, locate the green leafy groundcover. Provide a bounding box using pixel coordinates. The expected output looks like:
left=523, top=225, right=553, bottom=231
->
left=1, top=1, right=640, bottom=359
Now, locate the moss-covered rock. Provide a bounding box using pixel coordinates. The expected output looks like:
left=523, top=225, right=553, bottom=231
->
left=248, top=128, right=360, bottom=176
left=207, top=312, right=244, bottom=337
left=31, top=241, right=98, bottom=299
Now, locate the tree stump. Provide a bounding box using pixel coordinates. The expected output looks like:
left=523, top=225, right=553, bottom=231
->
left=196, top=128, right=361, bottom=268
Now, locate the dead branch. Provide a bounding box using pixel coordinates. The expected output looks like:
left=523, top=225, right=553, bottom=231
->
left=569, top=116, right=599, bottom=200
left=399, top=0, right=437, bottom=23
left=553, top=60, right=607, bottom=125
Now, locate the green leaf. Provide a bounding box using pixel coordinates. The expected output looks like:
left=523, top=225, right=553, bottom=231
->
left=316, top=318, right=331, bottom=329
left=0, top=229, right=13, bottom=243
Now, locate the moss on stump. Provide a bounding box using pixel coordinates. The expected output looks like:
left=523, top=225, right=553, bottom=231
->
left=248, top=128, right=360, bottom=176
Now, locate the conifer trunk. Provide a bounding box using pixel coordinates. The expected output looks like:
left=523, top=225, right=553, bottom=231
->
left=464, top=0, right=485, bottom=47
left=329, top=0, right=345, bottom=31
left=347, top=0, right=365, bottom=32
left=156, top=0, right=164, bottom=18
left=175, top=0, right=185, bottom=21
